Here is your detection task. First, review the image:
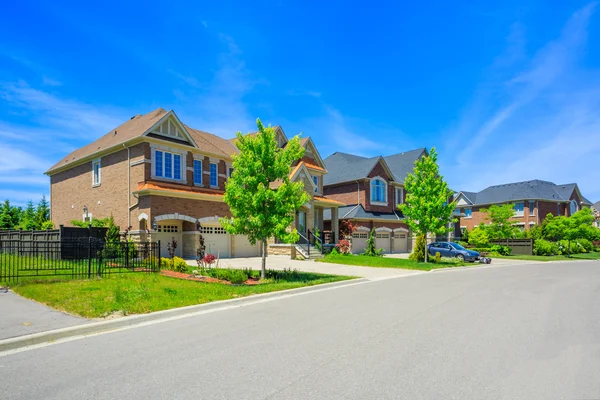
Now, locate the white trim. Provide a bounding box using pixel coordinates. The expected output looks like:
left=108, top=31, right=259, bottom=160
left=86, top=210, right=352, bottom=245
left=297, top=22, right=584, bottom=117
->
left=370, top=176, right=388, bottom=205
left=129, top=158, right=150, bottom=167
left=375, top=227, right=393, bottom=232
left=154, top=213, right=197, bottom=223
left=82, top=212, right=92, bottom=222
left=138, top=213, right=148, bottom=221
left=395, top=187, right=404, bottom=206
left=393, top=227, right=409, bottom=233
left=151, top=146, right=185, bottom=182
left=143, top=111, right=198, bottom=148
left=291, top=163, right=318, bottom=191
left=197, top=215, right=223, bottom=223
left=356, top=226, right=371, bottom=232
left=301, top=137, right=328, bottom=173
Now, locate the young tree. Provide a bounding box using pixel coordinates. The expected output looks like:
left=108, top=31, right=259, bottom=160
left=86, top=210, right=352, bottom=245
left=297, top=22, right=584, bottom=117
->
left=35, top=195, right=51, bottom=229
left=399, top=148, right=455, bottom=262
left=480, top=203, right=518, bottom=239
left=19, top=200, right=37, bottom=230
left=221, top=119, right=310, bottom=279
left=0, top=200, right=21, bottom=230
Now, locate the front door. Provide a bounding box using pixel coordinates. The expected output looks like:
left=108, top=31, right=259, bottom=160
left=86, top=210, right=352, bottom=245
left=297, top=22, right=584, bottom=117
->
left=297, top=211, right=307, bottom=241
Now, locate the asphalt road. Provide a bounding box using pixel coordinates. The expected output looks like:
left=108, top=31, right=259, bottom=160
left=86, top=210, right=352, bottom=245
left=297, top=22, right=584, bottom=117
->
left=1, top=261, right=599, bottom=400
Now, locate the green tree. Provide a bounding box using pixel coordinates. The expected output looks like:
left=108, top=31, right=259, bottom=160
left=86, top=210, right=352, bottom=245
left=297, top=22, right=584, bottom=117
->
left=468, top=226, right=489, bottom=247
left=19, top=200, right=37, bottom=230
left=221, top=119, right=310, bottom=279
left=479, top=203, right=519, bottom=239
left=409, top=234, right=426, bottom=262
left=70, top=217, right=110, bottom=228
left=399, top=148, right=455, bottom=262
left=0, top=200, right=21, bottom=229
left=35, top=195, right=51, bottom=229
left=362, top=228, right=382, bottom=257
left=544, top=208, right=598, bottom=256
left=105, top=215, right=121, bottom=243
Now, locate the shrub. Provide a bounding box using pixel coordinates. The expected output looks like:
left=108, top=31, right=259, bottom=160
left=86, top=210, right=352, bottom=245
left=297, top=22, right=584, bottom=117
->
left=577, top=238, right=593, bottom=253
left=206, top=268, right=249, bottom=283
left=202, top=254, right=217, bottom=265
left=434, top=251, right=441, bottom=263
left=558, top=239, right=583, bottom=255
left=227, top=269, right=249, bottom=284
left=330, top=247, right=340, bottom=256
left=533, top=239, right=555, bottom=256
left=468, top=227, right=489, bottom=248
left=172, top=256, right=188, bottom=273
left=363, top=229, right=383, bottom=257
left=490, top=244, right=511, bottom=256
left=335, top=239, right=351, bottom=255
left=265, top=268, right=302, bottom=281
left=410, top=234, right=426, bottom=262
left=456, top=240, right=469, bottom=248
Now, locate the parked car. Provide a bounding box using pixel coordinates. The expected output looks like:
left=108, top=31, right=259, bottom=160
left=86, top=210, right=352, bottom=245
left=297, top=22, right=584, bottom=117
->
left=427, top=242, right=480, bottom=262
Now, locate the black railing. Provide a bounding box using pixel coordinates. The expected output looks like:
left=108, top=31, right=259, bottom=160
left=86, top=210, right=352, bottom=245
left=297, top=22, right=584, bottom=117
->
left=296, top=233, right=310, bottom=257
left=0, top=239, right=161, bottom=284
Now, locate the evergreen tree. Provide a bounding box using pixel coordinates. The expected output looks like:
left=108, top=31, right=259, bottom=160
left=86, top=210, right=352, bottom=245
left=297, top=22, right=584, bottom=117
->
left=35, top=195, right=51, bottom=229
left=19, top=200, right=37, bottom=230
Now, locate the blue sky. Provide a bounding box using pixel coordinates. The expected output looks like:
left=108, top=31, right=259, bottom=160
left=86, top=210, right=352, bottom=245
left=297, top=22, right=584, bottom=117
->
left=1, top=0, right=599, bottom=206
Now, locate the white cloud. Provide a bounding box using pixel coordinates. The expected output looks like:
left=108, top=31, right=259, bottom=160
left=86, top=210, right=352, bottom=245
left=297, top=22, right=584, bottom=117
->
left=441, top=2, right=600, bottom=201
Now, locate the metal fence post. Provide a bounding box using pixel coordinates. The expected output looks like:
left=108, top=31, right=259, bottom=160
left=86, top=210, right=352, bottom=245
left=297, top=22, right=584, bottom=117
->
left=87, top=236, right=92, bottom=279
left=157, top=240, right=161, bottom=272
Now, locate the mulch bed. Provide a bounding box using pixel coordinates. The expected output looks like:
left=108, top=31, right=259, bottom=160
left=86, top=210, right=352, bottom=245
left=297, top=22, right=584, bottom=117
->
left=160, top=270, right=261, bottom=285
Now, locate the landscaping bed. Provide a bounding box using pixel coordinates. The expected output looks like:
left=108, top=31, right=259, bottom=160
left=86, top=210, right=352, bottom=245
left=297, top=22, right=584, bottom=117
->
left=11, top=269, right=354, bottom=318
left=493, top=252, right=600, bottom=262
left=316, top=254, right=467, bottom=271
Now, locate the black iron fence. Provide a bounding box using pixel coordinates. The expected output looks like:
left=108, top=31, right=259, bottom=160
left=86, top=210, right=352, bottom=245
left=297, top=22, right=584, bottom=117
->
left=0, top=239, right=161, bottom=284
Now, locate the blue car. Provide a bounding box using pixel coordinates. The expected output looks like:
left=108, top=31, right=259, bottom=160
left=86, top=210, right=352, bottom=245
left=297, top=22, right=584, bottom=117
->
left=427, top=242, right=480, bottom=262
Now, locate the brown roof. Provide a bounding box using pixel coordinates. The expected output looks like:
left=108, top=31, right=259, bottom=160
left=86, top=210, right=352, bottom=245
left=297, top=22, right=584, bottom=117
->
left=47, top=108, right=168, bottom=173
left=135, top=181, right=224, bottom=198
left=184, top=125, right=238, bottom=158
left=314, top=196, right=346, bottom=206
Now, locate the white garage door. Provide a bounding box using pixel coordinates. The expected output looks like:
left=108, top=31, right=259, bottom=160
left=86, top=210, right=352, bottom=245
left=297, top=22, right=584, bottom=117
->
left=352, top=232, right=368, bottom=254
left=393, top=232, right=408, bottom=253
left=156, top=223, right=183, bottom=257
left=233, top=235, right=261, bottom=257
left=200, top=226, right=230, bottom=258
left=375, top=233, right=391, bottom=254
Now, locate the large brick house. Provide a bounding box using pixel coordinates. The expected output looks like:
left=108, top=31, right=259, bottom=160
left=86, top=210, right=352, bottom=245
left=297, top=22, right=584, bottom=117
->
left=322, top=148, right=427, bottom=254
left=454, top=180, right=593, bottom=232
left=46, top=108, right=342, bottom=258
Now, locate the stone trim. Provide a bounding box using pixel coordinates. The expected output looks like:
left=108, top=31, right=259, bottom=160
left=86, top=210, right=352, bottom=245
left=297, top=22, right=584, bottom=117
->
left=356, top=226, right=371, bottom=232
left=155, top=213, right=197, bottom=223
left=393, top=227, right=408, bottom=233
left=138, top=212, right=149, bottom=221
left=375, top=226, right=393, bottom=233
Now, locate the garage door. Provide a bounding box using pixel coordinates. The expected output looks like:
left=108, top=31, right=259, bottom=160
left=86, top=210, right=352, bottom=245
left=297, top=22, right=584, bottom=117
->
left=200, top=226, right=230, bottom=258
left=375, top=233, right=391, bottom=254
left=352, top=232, right=368, bottom=254
left=233, top=235, right=261, bottom=257
left=393, top=232, right=408, bottom=253
left=156, top=223, right=183, bottom=257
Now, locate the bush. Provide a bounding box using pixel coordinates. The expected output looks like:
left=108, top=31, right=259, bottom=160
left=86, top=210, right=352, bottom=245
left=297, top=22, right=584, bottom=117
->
left=206, top=268, right=249, bottom=283
left=264, top=268, right=302, bottom=282
left=330, top=247, right=340, bottom=256
left=335, top=239, right=351, bottom=255
left=468, top=227, right=489, bottom=248
left=227, top=270, right=249, bottom=284
left=533, top=239, right=556, bottom=256
left=490, top=244, right=511, bottom=256
left=456, top=240, right=469, bottom=248
left=410, top=234, right=426, bottom=262
left=577, top=238, right=593, bottom=253
left=172, top=256, right=188, bottom=272
left=558, top=240, right=583, bottom=255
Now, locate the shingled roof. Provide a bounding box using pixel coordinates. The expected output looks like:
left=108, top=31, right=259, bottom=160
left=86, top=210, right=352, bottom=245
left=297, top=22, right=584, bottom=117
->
left=323, top=148, right=426, bottom=186
left=457, top=180, right=593, bottom=206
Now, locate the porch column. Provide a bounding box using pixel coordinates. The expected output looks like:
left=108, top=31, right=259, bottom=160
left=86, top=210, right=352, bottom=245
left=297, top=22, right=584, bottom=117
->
left=331, top=207, right=339, bottom=243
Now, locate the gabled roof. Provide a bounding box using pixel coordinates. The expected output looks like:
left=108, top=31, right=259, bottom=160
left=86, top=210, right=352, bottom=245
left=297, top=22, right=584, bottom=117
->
left=456, top=180, right=593, bottom=207
left=46, top=108, right=239, bottom=174
left=323, top=204, right=404, bottom=221
left=323, top=148, right=426, bottom=186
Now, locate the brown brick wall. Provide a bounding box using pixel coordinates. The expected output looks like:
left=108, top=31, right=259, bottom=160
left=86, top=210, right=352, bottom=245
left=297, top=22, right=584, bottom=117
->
left=144, top=196, right=231, bottom=224
left=51, top=144, right=147, bottom=230
left=324, top=181, right=366, bottom=206
left=364, top=161, right=395, bottom=213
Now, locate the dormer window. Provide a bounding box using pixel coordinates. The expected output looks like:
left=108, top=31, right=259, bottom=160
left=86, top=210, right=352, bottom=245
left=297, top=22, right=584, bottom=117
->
left=371, top=177, right=387, bottom=204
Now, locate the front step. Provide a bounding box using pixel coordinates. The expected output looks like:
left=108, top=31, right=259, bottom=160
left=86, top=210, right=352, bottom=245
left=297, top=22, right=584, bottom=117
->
left=295, top=245, right=324, bottom=259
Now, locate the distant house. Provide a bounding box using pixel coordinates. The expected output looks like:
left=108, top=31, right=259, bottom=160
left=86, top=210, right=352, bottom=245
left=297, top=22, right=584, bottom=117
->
left=593, top=201, right=600, bottom=228
left=454, top=180, right=593, bottom=233
left=322, top=149, right=427, bottom=254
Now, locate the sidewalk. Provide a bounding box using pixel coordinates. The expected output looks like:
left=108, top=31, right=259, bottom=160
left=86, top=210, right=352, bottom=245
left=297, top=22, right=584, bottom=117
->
left=0, top=290, right=88, bottom=341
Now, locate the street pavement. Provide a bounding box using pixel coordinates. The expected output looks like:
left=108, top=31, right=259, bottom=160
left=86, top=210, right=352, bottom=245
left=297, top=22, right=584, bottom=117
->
left=0, top=290, right=86, bottom=340
left=1, top=260, right=599, bottom=399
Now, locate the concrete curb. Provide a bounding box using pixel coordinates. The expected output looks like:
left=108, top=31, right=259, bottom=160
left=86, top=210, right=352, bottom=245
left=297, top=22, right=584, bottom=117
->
left=0, top=278, right=367, bottom=353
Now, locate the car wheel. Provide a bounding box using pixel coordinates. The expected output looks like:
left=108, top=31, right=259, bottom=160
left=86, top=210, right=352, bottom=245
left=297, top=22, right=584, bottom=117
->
left=456, top=254, right=465, bottom=262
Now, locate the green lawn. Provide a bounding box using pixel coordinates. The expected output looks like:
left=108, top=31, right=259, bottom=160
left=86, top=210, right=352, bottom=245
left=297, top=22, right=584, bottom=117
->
left=494, top=252, right=600, bottom=262
left=11, top=271, right=354, bottom=318
left=316, top=254, right=467, bottom=271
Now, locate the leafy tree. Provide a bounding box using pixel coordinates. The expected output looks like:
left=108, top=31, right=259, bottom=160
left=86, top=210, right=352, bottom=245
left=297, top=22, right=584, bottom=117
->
left=479, top=203, right=519, bottom=239
left=221, top=119, right=310, bottom=279
left=399, top=148, right=455, bottom=262
left=544, top=208, right=598, bottom=256
left=19, top=201, right=37, bottom=230
left=468, top=227, right=489, bottom=247
left=35, top=195, right=50, bottom=229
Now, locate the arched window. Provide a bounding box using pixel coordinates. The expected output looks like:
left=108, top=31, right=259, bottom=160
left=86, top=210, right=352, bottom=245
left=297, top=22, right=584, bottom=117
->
left=570, top=199, right=578, bottom=215
left=371, top=178, right=387, bottom=203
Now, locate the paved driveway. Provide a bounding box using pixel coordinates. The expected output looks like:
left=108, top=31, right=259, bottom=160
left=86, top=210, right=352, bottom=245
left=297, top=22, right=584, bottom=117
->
left=186, top=254, right=536, bottom=280
left=0, top=290, right=86, bottom=340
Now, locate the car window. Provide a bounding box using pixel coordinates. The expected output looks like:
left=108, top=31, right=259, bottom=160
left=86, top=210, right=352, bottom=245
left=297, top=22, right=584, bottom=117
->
left=450, top=243, right=466, bottom=251
left=440, top=243, right=450, bottom=249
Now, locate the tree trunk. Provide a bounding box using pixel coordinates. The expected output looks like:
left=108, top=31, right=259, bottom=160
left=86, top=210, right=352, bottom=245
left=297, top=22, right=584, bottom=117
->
left=424, top=233, right=428, bottom=263
left=568, top=240, right=571, bottom=258
left=261, top=239, right=267, bottom=279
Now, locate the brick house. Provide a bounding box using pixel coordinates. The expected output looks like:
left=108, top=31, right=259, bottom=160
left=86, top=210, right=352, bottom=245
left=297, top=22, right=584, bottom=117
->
left=454, top=180, right=593, bottom=233
left=46, top=108, right=342, bottom=258
left=592, top=201, right=600, bottom=228
left=322, top=148, right=427, bottom=254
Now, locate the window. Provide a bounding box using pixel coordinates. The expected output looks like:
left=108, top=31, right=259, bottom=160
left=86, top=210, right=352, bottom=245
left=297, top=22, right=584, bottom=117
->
left=193, top=160, right=203, bottom=185
left=92, top=159, right=101, bottom=186
left=370, top=178, right=387, bottom=203
left=210, top=163, right=218, bottom=187
left=155, top=151, right=163, bottom=177
left=570, top=199, right=579, bottom=215
left=157, top=224, right=178, bottom=233
left=514, top=202, right=524, bottom=217
left=529, top=201, right=535, bottom=216
left=313, top=176, right=319, bottom=193
left=154, top=149, right=183, bottom=180
left=464, top=208, right=472, bottom=218
left=395, top=187, right=404, bottom=205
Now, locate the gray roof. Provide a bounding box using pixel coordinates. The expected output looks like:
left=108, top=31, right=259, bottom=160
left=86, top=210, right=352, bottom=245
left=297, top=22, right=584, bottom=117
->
left=457, top=180, right=592, bottom=206
left=593, top=201, right=600, bottom=210
left=323, top=204, right=404, bottom=221
left=323, top=148, right=426, bottom=186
